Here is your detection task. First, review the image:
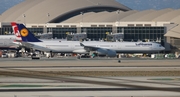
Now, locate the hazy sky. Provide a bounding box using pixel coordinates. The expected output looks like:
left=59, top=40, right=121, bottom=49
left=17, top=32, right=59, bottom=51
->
left=0, top=0, right=180, bottom=14
left=0, top=0, right=24, bottom=14
left=117, top=0, right=180, bottom=10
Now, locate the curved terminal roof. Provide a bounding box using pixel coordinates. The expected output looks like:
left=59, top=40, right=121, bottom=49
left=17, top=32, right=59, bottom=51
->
left=120, top=10, right=155, bottom=21
left=136, top=9, right=173, bottom=21
left=58, top=8, right=180, bottom=38
left=63, top=10, right=138, bottom=23
left=153, top=9, right=180, bottom=21
left=165, top=14, right=180, bottom=38
left=1, top=0, right=180, bottom=38
left=0, top=0, right=131, bottom=23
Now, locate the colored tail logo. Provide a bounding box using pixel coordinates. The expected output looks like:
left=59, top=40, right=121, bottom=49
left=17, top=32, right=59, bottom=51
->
left=11, top=22, right=22, bottom=40
left=15, top=23, right=42, bottom=42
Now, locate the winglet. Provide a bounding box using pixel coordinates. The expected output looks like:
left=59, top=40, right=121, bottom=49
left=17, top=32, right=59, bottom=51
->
left=80, top=43, right=85, bottom=47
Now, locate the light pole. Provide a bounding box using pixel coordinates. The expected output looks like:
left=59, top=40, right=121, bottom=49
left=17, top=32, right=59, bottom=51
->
left=80, top=12, right=84, bottom=23
left=47, top=13, right=50, bottom=23
left=116, top=10, right=120, bottom=22
left=47, top=13, right=50, bottom=33
left=23, top=14, right=26, bottom=25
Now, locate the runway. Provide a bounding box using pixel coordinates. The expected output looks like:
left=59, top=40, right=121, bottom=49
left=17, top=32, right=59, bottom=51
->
left=0, top=76, right=180, bottom=96
left=0, top=57, right=180, bottom=97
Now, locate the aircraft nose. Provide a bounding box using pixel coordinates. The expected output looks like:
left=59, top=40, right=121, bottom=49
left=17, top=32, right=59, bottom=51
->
left=162, top=47, right=165, bottom=50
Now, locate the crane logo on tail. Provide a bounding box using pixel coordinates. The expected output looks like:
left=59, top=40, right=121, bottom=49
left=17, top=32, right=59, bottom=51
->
left=20, top=28, right=28, bottom=37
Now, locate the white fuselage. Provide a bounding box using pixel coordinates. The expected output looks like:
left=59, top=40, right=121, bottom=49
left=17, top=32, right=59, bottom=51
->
left=0, top=35, right=65, bottom=50
left=27, top=41, right=165, bottom=53
left=0, top=35, right=19, bottom=49
left=0, top=35, right=165, bottom=53
left=0, top=35, right=21, bottom=49
left=0, top=39, right=19, bottom=49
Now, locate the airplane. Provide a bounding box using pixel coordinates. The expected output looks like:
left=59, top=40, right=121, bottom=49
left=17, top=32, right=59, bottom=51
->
left=13, top=22, right=165, bottom=58
left=0, top=23, right=20, bottom=50
left=0, top=22, right=65, bottom=53
left=0, top=25, right=54, bottom=51
left=0, top=22, right=55, bottom=51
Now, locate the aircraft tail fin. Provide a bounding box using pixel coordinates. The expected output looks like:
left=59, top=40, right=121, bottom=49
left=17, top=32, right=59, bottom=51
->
left=15, top=23, right=42, bottom=42
left=11, top=22, right=22, bottom=41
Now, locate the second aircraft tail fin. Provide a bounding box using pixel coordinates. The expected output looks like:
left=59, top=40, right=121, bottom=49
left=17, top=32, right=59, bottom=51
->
left=11, top=22, right=22, bottom=41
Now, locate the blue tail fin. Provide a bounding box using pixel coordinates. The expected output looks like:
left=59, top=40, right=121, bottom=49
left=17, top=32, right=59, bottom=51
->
left=17, top=23, right=42, bottom=42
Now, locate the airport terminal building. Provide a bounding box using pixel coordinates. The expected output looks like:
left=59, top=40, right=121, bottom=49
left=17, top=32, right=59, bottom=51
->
left=0, top=0, right=180, bottom=52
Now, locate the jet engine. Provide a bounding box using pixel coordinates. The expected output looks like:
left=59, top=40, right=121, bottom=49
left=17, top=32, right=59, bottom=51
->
left=96, top=48, right=116, bottom=57
left=73, top=49, right=88, bottom=54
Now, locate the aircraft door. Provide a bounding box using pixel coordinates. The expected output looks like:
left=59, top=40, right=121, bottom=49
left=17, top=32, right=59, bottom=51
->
left=4, top=41, right=7, bottom=46
left=70, top=44, right=74, bottom=51
left=118, top=44, right=121, bottom=49
left=118, top=45, right=120, bottom=49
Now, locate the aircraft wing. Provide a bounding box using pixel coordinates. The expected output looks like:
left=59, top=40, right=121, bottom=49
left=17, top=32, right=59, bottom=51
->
left=80, top=43, right=117, bottom=57
left=80, top=43, right=100, bottom=51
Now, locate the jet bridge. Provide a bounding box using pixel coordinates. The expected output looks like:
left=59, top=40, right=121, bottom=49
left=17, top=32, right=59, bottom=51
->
left=36, top=32, right=53, bottom=39
left=106, top=33, right=124, bottom=42
left=66, top=32, right=87, bottom=41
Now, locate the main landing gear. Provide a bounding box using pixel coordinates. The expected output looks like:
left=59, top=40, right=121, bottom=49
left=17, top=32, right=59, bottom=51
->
left=118, top=60, right=121, bottom=63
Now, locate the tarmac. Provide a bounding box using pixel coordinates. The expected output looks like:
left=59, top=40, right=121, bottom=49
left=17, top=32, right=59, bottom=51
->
left=0, top=57, right=180, bottom=66
left=0, top=57, right=180, bottom=97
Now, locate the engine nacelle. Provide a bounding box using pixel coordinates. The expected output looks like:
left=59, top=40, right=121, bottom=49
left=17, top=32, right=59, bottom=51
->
left=96, top=48, right=116, bottom=57
left=96, top=48, right=107, bottom=55
left=73, top=49, right=88, bottom=54
left=107, top=49, right=116, bottom=57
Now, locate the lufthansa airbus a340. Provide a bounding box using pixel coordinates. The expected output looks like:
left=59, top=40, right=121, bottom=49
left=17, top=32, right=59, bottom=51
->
left=12, top=22, right=165, bottom=57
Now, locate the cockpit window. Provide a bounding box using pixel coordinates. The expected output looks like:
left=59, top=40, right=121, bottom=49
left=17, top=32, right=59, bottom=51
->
left=159, top=45, right=162, bottom=47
